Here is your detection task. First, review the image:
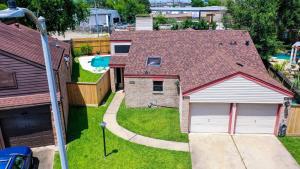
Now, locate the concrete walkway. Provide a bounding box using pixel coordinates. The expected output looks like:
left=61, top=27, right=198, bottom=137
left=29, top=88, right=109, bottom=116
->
left=32, top=145, right=56, bottom=169
left=103, top=91, right=189, bottom=152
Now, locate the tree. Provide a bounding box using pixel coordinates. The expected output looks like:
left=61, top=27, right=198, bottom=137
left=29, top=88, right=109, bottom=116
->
left=277, top=0, right=300, bottom=43
left=86, top=0, right=107, bottom=8
left=106, top=0, right=148, bottom=23
left=0, top=0, right=89, bottom=34
left=138, top=0, right=151, bottom=13
left=224, top=0, right=282, bottom=59
left=191, top=0, right=205, bottom=7
left=0, top=3, right=6, bottom=10
left=207, top=0, right=222, bottom=6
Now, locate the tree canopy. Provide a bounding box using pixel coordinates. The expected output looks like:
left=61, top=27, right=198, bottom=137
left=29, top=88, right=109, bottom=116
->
left=277, top=0, right=300, bottom=43
left=191, top=0, right=205, bottom=7
left=224, top=0, right=283, bottom=59
left=105, top=0, right=150, bottom=23
left=0, top=0, right=89, bottom=34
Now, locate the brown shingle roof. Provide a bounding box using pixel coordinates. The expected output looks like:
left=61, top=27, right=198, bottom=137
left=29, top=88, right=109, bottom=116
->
left=110, top=30, right=292, bottom=95
left=0, top=92, right=60, bottom=110
left=0, top=23, right=70, bottom=70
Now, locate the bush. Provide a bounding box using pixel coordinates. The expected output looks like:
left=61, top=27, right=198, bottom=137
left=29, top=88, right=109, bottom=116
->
left=72, top=48, right=82, bottom=58
left=273, top=61, right=287, bottom=72
left=0, top=3, right=7, bottom=10
left=80, top=45, right=93, bottom=55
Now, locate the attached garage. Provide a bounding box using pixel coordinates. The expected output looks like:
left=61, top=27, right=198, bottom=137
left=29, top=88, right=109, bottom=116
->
left=235, top=104, right=278, bottom=134
left=183, top=75, right=293, bottom=135
left=0, top=105, right=54, bottom=148
left=190, top=103, right=230, bottom=133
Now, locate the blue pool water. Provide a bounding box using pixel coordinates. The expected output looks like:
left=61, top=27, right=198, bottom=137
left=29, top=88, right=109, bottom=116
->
left=273, top=53, right=300, bottom=60
left=91, top=56, right=110, bottom=67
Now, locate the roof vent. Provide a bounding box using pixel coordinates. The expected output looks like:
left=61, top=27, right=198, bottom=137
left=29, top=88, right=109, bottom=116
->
left=245, top=41, right=250, bottom=46
left=219, top=42, right=223, bottom=46
left=230, top=41, right=237, bottom=45
left=14, top=23, right=20, bottom=29
left=236, top=62, right=244, bottom=67
left=145, top=70, right=149, bottom=75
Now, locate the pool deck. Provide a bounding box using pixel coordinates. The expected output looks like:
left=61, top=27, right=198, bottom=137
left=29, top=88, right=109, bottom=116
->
left=78, top=55, right=110, bottom=74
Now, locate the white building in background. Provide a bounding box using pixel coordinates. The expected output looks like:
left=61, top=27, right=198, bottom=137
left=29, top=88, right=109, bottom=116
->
left=78, top=8, right=121, bottom=32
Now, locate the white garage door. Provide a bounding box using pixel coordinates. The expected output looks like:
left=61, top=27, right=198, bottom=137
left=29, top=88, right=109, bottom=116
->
left=235, top=104, right=278, bottom=134
left=190, top=103, right=230, bottom=133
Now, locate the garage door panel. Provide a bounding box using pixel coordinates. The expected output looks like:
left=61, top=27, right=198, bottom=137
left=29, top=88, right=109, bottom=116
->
left=236, top=104, right=277, bottom=134
left=190, top=103, right=230, bottom=133
left=0, top=106, right=54, bottom=147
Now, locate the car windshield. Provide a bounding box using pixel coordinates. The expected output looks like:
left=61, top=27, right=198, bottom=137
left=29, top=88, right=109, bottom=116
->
left=0, top=158, right=10, bottom=169
left=12, top=155, right=25, bottom=169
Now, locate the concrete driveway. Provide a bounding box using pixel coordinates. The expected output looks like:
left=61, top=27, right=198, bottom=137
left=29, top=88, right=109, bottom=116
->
left=32, top=145, right=55, bottom=169
left=189, top=133, right=300, bottom=169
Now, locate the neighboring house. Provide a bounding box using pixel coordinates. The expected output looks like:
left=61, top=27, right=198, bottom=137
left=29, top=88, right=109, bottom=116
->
left=109, top=30, right=294, bottom=135
left=0, top=23, right=72, bottom=148
left=79, top=8, right=121, bottom=32
left=151, top=6, right=227, bottom=23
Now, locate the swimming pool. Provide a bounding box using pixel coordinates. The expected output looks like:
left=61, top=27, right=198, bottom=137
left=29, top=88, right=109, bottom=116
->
left=273, top=53, right=300, bottom=60
left=91, top=56, right=111, bottom=67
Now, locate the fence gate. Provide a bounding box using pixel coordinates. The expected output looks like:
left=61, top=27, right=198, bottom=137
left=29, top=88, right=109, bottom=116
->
left=287, top=106, right=300, bottom=136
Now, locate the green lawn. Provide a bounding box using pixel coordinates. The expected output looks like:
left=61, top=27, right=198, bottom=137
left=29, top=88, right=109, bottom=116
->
left=71, top=57, right=102, bottom=82
left=54, top=93, right=191, bottom=169
left=279, top=137, right=300, bottom=164
left=117, top=102, right=189, bottom=142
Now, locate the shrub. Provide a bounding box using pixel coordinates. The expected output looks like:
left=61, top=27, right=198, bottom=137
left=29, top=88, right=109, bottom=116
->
left=273, top=62, right=286, bottom=72
left=72, top=48, right=82, bottom=58
left=0, top=3, right=7, bottom=10
left=80, top=45, right=93, bottom=55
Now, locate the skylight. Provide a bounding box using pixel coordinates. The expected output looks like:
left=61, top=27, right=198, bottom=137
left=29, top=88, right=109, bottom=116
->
left=147, top=57, right=161, bottom=66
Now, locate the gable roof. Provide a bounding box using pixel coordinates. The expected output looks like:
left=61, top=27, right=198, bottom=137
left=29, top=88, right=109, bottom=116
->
left=0, top=23, right=70, bottom=70
left=110, top=30, right=293, bottom=96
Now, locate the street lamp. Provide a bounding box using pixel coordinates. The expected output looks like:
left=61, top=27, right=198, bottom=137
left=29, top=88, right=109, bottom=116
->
left=0, top=1, right=69, bottom=169
left=100, top=121, right=107, bottom=158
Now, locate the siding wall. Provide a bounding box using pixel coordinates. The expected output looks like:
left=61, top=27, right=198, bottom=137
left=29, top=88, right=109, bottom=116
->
left=0, top=53, right=49, bottom=97
left=57, top=57, right=72, bottom=127
left=135, top=16, right=153, bottom=31
left=189, top=76, right=288, bottom=103
left=124, top=78, right=179, bottom=107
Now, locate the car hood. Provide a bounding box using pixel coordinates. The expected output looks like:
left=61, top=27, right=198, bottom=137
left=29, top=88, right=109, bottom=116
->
left=0, top=146, right=31, bottom=156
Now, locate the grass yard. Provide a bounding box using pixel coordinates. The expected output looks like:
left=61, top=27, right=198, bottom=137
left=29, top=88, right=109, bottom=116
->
left=54, top=93, right=191, bottom=169
left=279, top=137, right=300, bottom=164
left=71, top=57, right=102, bottom=82
left=117, top=102, right=189, bottom=142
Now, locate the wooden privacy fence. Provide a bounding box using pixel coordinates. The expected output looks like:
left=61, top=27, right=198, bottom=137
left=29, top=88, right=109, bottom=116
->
left=72, top=37, right=110, bottom=54
left=287, top=105, right=300, bottom=136
left=67, top=70, right=111, bottom=106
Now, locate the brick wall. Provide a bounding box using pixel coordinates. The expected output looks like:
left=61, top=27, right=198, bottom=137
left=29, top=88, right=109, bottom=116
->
left=124, top=77, right=179, bottom=107
left=180, top=97, right=190, bottom=133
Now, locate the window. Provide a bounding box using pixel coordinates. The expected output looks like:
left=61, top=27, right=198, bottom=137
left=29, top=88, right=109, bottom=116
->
left=13, top=155, right=26, bottom=169
left=153, top=81, right=163, bottom=92
left=0, top=69, right=17, bottom=90
left=147, top=57, right=161, bottom=66
left=115, top=45, right=130, bottom=53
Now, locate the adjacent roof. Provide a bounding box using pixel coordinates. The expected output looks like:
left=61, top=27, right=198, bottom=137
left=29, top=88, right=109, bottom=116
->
left=150, top=6, right=227, bottom=12
left=0, top=22, right=70, bottom=70
left=110, top=30, right=293, bottom=96
left=0, top=92, right=60, bottom=110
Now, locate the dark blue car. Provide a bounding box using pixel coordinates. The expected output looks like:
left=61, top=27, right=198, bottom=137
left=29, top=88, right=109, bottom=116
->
left=0, top=146, right=33, bottom=169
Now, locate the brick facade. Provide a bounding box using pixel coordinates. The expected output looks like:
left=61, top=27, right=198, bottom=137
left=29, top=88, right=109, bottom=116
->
left=180, top=97, right=190, bottom=133
left=124, top=77, right=179, bottom=107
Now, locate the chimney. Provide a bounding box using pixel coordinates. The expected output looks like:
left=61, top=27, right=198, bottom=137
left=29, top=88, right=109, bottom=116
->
left=135, top=14, right=153, bottom=31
